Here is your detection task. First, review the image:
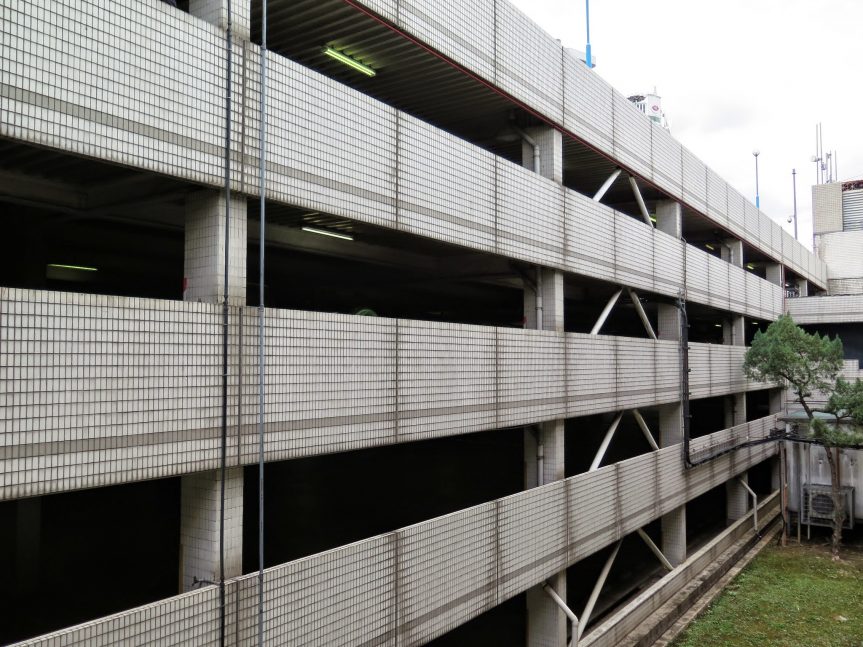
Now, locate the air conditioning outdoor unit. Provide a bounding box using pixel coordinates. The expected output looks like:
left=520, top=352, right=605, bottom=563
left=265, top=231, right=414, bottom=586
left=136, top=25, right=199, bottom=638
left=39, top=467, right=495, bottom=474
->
left=802, top=484, right=855, bottom=529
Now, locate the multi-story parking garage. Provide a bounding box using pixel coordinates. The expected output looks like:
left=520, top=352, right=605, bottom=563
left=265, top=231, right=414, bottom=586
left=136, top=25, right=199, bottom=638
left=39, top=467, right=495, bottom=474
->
left=0, top=0, right=837, bottom=645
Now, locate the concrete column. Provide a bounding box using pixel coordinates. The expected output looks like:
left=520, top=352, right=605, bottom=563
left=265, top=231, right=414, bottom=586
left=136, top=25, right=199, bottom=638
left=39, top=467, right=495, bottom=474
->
left=189, top=0, right=251, bottom=39
left=525, top=419, right=566, bottom=489
left=180, top=467, right=244, bottom=591
left=659, top=403, right=687, bottom=566
left=724, top=393, right=747, bottom=428
left=722, top=315, right=746, bottom=346
left=525, top=419, right=566, bottom=645
left=655, top=201, right=682, bottom=238
left=521, top=126, right=564, bottom=184
left=721, top=239, right=744, bottom=268
left=768, top=388, right=785, bottom=414
left=658, top=303, right=681, bottom=342
left=797, top=279, right=809, bottom=297
left=765, top=263, right=784, bottom=287
left=16, top=498, right=41, bottom=594
left=184, top=192, right=247, bottom=306
left=726, top=473, right=750, bottom=523
left=181, top=190, right=246, bottom=592
left=527, top=571, right=567, bottom=647
left=524, top=268, right=564, bottom=332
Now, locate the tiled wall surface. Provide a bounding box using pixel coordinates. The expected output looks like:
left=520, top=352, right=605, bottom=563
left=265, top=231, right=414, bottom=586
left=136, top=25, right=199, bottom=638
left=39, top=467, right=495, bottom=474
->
left=12, top=417, right=778, bottom=647
left=353, top=0, right=827, bottom=288
left=0, top=0, right=824, bottom=303
left=786, top=294, right=863, bottom=324
left=0, top=288, right=767, bottom=499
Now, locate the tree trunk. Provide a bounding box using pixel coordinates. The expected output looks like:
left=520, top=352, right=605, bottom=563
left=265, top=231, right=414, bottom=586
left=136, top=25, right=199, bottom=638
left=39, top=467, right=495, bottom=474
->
left=823, top=444, right=845, bottom=560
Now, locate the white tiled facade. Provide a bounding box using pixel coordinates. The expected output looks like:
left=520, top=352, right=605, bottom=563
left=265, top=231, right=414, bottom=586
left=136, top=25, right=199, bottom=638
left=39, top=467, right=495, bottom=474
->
left=0, top=0, right=827, bottom=644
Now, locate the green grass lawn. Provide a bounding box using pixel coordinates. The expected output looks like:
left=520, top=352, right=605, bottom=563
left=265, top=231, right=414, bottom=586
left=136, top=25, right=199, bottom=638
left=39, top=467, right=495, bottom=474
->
left=672, top=536, right=863, bottom=647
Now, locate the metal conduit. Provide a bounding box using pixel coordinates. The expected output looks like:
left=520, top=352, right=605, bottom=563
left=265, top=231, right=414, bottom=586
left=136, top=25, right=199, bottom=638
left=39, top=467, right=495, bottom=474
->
left=219, top=0, right=234, bottom=644
left=257, top=0, right=268, bottom=643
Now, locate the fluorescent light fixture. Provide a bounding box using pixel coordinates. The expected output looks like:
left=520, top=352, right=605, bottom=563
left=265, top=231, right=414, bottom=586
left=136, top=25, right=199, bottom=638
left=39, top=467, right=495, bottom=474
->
left=649, top=215, right=657, bottom=223
left=705, top=243, right=715, bottom=251
left=302, top=226, right=354, bottom=241
left=714, top=323, right=722, bottom=328
left=746, top=263, right=755, bottom=270
left=323, top=47, right=376, bottom=77
left=47, top=263, right=98, bottom=272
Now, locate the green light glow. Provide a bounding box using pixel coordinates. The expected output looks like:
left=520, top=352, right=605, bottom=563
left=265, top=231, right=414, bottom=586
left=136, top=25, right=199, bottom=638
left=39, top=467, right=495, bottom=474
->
left=705, top=243, right=715, bottom=251
left=323, top=47, right=376, bottom=77
left=746, top=263, right=755, bottom=270
left=47, top=263, right=98, bottom=272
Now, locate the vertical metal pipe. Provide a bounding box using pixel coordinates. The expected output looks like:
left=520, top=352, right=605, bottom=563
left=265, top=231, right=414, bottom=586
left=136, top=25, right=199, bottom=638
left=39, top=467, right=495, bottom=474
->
left=536, top=266, right=544, bottom=331
left=220, top=1, right=233, bottom=645
left=584, top=0, right=592, bottom=68
left=257, top=0, right=268, bottom=643
left=791, top=169, right=798, bottom=241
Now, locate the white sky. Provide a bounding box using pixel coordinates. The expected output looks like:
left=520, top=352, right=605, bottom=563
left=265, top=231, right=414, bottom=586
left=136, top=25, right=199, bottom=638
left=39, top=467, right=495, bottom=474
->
left=509, top=0, right=863, bottom=250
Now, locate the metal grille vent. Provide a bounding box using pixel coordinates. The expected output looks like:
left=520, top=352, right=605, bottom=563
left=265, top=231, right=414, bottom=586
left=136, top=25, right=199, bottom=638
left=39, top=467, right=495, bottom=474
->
left=842, top=188, right=863, bottom=231
left=802, top=484, right=855, bottom=529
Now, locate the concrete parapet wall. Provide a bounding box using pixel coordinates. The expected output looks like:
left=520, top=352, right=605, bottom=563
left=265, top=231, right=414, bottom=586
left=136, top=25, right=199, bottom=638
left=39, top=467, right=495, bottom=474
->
left=0, top=0, right=822, bottom=301
left=11, top=418, right=779, bottom=647
left=786, top=294, right=863, bottom=324
left=1, top=287, right=771, bottom=499
left=351, top=0, right=825, bottom=287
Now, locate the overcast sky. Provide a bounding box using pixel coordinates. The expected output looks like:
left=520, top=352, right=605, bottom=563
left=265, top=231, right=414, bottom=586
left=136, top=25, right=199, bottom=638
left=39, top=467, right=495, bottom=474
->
left=509, top=0, right=862, bottom=250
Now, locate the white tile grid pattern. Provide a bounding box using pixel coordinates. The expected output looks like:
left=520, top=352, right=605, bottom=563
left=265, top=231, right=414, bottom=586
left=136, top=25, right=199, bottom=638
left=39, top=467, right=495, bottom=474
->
left=13, top=417, right=779, bottom=646
left=0, top=288, right=226, bottom=499
left=1, top=289, right=769, bottom=500
left=786, top=294, right=863, bottom=324
left=180, top=466, right=244, bottom=591
left=681, top=146, right=707, bottom=212
left=651, top=124, right=683, bottom=200
left=1, top=0, right=228, bottom=186
left=399, top=0, right=496, bottom=81
left=612, top=91, right=652, bottom=180
left=345, top=0, right=828, bottom=287
left=562, top=53, right=613, bottom=154
left=0, top=1, right=815, bottom=306
left=398, top=114, right=496, bottom=251
left=184, top=192, right=247, bottom=306
left=497, top=162, right=565, bottom=267
left=495, top=0, right=564, bottom=122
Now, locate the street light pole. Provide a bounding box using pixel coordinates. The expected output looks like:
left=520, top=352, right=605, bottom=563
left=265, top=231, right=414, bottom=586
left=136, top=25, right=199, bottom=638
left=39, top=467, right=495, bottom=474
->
left=585, top=0, right=593, bottom=68
left=792, top=168, right=798, bottom=240
left=753, top=150, right=761, bottom=210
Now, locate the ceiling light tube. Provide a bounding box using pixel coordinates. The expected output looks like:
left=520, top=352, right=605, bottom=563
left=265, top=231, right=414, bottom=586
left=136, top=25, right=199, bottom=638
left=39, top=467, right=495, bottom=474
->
left=47, top=263, right=98, bottom=272
left=302, top=226, right=354, bottom=241
left=323, top=47, right=376, bottom=77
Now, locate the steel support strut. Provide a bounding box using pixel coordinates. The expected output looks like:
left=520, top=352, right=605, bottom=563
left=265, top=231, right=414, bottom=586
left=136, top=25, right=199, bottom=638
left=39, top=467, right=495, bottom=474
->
left=738, top=477, right=759, bottom=533
left=631, top=409, right=659, bottom=450
left=627, top=288, right=657, bottom=339
left=590, top=288, right=623, bottom=335
left=579, top=540, right=622, bottom=639
left=636, top=528, right=674, bottom=571
left=589, top=412, right=624, bottom=471
left=593, top=168, right=622, bottom=202
left=628, top=175, right=654, bottom=226
left=542, top=582, right=580, bottom=647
